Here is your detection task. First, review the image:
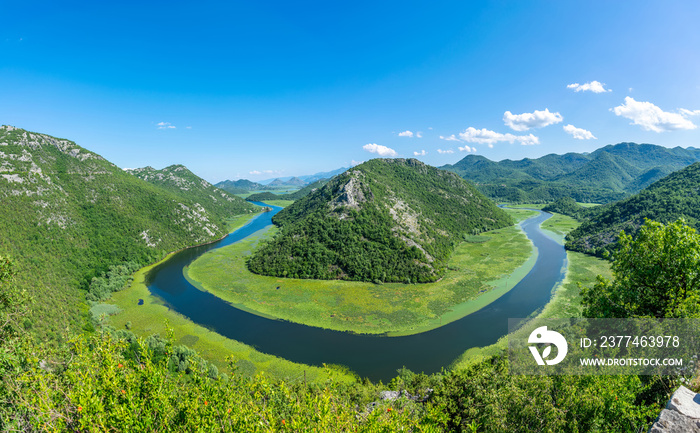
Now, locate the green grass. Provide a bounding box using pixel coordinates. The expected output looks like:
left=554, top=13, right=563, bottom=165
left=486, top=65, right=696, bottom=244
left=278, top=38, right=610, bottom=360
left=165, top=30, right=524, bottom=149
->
left=450, top=209, right=613, bottom=368
left=109, top=252, right=355, bottom=384
left=224, top=213, right=260, bottom=233
left=186, top=208, right=536, bottom=336
left=261, top=199, right=295, bottom=208
left=540, top=212, right=579, bottom=245
left=505, top=207, right=540, bottom=222
left=504, top=203, right=547, bottom=209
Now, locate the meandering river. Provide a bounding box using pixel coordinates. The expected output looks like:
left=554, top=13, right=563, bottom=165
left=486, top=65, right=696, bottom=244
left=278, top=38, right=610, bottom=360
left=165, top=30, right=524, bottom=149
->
left=146, top=203, right=566, bottom=382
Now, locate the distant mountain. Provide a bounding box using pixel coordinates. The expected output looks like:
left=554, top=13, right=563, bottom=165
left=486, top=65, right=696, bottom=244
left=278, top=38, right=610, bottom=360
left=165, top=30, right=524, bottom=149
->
left=267, top=178, right=285, bottom=187
left=127, top=165, right=258, bottom=218
left=297, top=167, right=347, bottom=183
left=284, top=176, right=305, bottom=186
left=566, top=162, right=700, bottom=257
left=215, top=179, right=267, bottom=194
left=258, top=167, right=347, bottom=185
left=442, top=142, right=700, bottom=203
left=0, top=125, right=250, bottom=338
left=246, top=179, right=330, bottom=202
left=247, top=158, right=511, bottom=283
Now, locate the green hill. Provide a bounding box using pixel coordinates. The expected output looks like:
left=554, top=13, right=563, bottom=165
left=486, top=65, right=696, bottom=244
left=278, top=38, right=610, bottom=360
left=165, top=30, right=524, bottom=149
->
left=214, top=178, right=268, bottom=194
left=441, top=142, right=700, bottom=203
left=246, top=179, right=329, bottom=202
left=0, top=125, right=253, bottom=339
left=566, top=162, right=700, bottom=257
left=127, top=165, right=258, bottom=219
left=247, top=158, right=511, bottom=283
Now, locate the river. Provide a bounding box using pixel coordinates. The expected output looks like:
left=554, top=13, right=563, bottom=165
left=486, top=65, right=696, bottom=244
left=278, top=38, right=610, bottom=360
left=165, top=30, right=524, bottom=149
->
left=146, top=203, right=566, bottom=382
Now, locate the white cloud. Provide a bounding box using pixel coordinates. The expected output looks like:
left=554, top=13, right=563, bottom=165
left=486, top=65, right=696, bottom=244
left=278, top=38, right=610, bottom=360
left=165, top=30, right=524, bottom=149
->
left=488, top=144, right=494, bottom=148
left=458, top=145, right=476, bottom=152
left=363, top=143, right=398, bottom=157
left=503, top=109, right=563, bottom=131
left=680, top=109, right=700, bottom=117
left=185, top=126, right=192, bottom=129
left=249, top=169, right=281, bottom=176
left=413, top=150, right=427, bottom=156
left=157, top=121, right=176, bottom=129
left=567, top=81, right=611, bottom=93
left=437, top=149, right=454, bottom=154
left=351, top=159, right=363, bottom=166
left=416, top=131, right=423, bottom=138
left=439, top=134, right=461, bottom=142
left=249, top=170, right=262, bottom=175
left=458, top=127, right=539, bottom=146
left=398, top=130, right=414, bottom=137
left=612, top=97, right=698, bottom=132
left=563, top=124, right=597, bottom=140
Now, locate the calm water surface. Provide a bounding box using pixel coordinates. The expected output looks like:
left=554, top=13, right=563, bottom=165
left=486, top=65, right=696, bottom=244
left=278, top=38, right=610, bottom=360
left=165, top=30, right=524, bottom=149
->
left=147, top=203, right=566, bottom=382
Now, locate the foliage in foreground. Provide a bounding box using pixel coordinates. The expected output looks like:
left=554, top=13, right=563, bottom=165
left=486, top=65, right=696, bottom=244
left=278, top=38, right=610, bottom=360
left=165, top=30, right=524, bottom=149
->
left=582, top=219, right=700, bottom=319
left=1, top=332, right=442, bottom=432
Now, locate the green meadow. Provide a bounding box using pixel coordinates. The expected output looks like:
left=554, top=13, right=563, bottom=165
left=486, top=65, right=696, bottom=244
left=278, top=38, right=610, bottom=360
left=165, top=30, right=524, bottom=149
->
left=186, top=207, right=536, bottom=336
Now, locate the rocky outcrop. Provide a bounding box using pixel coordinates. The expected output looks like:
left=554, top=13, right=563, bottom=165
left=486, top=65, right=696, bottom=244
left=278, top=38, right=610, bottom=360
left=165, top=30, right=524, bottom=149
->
left=649, top=386, right=700, bottom=432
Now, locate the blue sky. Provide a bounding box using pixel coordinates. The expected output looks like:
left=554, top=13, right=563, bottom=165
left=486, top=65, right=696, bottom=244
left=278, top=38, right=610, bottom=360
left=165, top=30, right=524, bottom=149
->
left=2, top=1, right=700, bottom=183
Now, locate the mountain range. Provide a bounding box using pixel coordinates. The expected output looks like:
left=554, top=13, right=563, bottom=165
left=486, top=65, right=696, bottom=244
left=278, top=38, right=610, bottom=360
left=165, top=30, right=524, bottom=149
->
left=258, top=167, right=347, bottom=185
left=566, top=162, right=700, bottom=257
left=442, top=142, right=700, bottom=203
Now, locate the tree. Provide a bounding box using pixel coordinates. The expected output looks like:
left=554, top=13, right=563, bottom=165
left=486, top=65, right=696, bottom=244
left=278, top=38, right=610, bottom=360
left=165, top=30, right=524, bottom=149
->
left=0, top=256, right=29, bottom=343
left=581, top=219, right=700, bottom=318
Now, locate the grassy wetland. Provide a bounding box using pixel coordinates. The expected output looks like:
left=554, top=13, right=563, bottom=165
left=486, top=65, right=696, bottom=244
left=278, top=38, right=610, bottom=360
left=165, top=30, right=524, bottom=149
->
left=186, top=207, right=537, bottom=336
left=450, top=212, right=613, bottom=369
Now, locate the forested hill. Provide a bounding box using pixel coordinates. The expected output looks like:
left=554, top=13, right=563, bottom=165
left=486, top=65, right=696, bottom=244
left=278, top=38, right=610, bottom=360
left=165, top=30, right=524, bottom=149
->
left=0, top=125, right=248, bottom=339
left=247, top=158, right=511, bottom=283
left=215, top=178, right=268, bottom=194
left=127, top=165, right=258, bottom=218
left=441, top=142, right=700, bottom=203
left=246, top=179, right=329, bottom=202
left=566, top=162, right=700, bottom=257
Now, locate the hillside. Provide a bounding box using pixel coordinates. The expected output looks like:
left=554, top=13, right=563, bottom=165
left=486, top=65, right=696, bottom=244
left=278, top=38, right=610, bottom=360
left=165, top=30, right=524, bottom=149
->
left=441, top=142, right=700, bottom=203
left=0, top=125, right=252, bottom=339
left=566, top=162, right=700, bottom=256
left=214, top=178, right=268, bottom=194
left=284, top=176, right=306, bottom=186
left=246, top=179, right=329, bottom=202
left=127, top=165, right=258, bottom=219
left=247, top=158, right=511, bottom=283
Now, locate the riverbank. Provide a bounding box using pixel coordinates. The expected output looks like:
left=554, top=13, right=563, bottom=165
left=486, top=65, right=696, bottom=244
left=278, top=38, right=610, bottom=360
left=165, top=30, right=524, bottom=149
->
left=109, top=212, right=356, bottom=384
left=185, top=207, right=538, bottom=336
left=449, top=212, right=613, bottom=369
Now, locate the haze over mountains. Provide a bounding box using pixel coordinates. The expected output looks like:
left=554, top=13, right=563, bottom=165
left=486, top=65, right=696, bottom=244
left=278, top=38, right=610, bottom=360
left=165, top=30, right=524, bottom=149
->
left=442, top=142, right=700, bottom=204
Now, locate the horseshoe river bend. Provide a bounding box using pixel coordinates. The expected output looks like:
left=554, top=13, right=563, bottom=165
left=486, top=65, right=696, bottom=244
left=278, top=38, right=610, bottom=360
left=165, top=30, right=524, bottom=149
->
left=145, top=203, right=567, bottom=382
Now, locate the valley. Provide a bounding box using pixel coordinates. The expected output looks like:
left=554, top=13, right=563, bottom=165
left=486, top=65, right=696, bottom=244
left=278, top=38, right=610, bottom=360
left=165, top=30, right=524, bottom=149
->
left=1, top=126, right=696, bottom=430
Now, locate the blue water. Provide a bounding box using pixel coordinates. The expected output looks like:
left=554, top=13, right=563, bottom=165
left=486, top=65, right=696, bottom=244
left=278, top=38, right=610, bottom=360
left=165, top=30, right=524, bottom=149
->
left=146, top=203, right=567, bottom=382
